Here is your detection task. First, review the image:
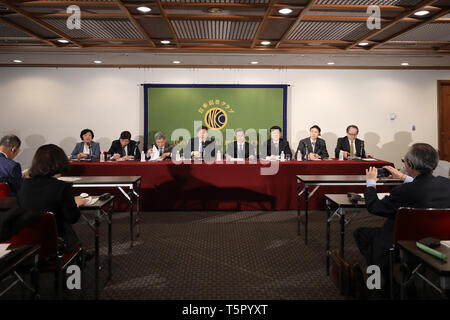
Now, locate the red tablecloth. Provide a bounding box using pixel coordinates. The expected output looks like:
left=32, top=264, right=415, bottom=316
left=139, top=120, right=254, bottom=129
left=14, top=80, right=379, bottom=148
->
left=67, top=159, right=393, bottom=211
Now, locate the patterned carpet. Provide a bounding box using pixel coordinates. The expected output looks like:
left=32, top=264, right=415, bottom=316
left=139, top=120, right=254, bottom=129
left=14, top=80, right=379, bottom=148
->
left=2, top=209, right=388, bottom=300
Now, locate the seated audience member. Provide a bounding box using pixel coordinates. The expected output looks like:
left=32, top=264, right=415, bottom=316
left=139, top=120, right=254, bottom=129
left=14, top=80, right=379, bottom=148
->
left=0, top=135, right=23, bottom=196
left=183, top=126, right=216, bottom=160
left=295, top=125, right=329, bottom=160
left=354, top=143, right=450, bottom=290
left=147, top=131, right=174, bottom=160
left=17, top=144, right=89, bottom=252
left=260, top=126, right=292, bottom=159
left=108, top=131, right=140, bottom=160
left=70, top=128, right=100, bottom=160
left=334, top=125, right=372, bottom=159
left=225, top=128, right=256, bottom=160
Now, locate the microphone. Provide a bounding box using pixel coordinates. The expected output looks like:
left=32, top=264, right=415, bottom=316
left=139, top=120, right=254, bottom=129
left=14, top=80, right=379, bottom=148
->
left=360, top=141, right=364, bottom=158
left=88, top=142, right=92, bottom=158
left=134, top=141, right=140, bottom=157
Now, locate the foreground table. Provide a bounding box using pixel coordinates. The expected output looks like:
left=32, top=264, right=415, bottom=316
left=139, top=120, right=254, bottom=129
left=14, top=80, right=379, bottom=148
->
left=68, top=159, right=393, bottom=212
left=297, top=175, right=402, bottom=244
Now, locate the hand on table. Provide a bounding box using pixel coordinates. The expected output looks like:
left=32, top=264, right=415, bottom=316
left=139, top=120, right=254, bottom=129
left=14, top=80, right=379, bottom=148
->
left=74, top=196, right=89, bottom=207
left=77, top=153, right=87, bottom=160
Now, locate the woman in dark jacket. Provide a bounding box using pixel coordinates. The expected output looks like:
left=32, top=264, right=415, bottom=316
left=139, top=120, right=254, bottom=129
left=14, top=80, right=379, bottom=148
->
left=18, top=144, right=88, bottom=252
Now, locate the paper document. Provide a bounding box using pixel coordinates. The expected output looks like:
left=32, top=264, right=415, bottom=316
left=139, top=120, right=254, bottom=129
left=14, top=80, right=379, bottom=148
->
left=361, top=158, right=377, bottom=161
left=150, top=145, right=160, bottom=161
left=441, top=241, right=450, bottom=248
left=0, top=243, right=11, bottom=260
left=357, top=193, right=390, bottom=200
left=58, top=177, right=81, bottom=182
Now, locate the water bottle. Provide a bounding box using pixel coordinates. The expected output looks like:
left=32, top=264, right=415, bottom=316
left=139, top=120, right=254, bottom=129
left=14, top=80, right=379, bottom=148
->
left=140, top=150, right=146, bottom=162
left=216, top=150, right=222, bottom=161
left=297, top=150, right=302, bottom=161
left=339, top=150, right=344, bottom=161
left=176, top=150, right=181, bottom=161
left=100, top=152, right=105, bottom=162
left=304, top=146, right=309, bottom=161
left=280, top=151, right=285, bottom=161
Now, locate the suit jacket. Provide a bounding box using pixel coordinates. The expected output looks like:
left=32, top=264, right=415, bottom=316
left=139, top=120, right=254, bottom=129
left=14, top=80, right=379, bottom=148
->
left=108, top=139, right=140, bottom=159
left=364, top=173, right=450, bottom=268
left=260, top=139, right=292, bottom=158
left=0, top=153, right=22, bottom=196
left=17, top=176, right=82, bottom=252
left=295, top=137, right=329, bottom=159
left=70, top=141, right=101, bottom=160
left=147, top=142, right=174, bottom=160
left=183, top=138, right=216, bottom=159
left=226, top=141, right=256, bottom=159
left=334, top=137, right=366, bottom=158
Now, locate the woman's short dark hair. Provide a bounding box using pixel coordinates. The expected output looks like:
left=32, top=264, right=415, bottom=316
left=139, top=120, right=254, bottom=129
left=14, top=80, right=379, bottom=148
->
left=80, top=129, right=94, bottom=140
left=310, top=125, right=321, bottom=134
left=120, top=131, right=131, bottom=140
left=270, top=126, right=282, bottom=133
left=29, top=144, right=69, bottom=177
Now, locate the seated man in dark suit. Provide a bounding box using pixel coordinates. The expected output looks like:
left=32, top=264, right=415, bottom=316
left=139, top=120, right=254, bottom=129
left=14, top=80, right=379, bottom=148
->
left=0, top=135, right=23, bottom=196
left=295, top=125, right=329, bottom=160
left=260, top=126, right=292, bottom=160
left=354, top=143, right=450, bottom=292
left=108, top=131, right=140, bottom=161
left=146, top=131, right=174, bottom=161
left=183, top=126, right=216, bottom=160
left=334, top=125, right=372, bottom=159
left=225, top=128, right=256, bottom=160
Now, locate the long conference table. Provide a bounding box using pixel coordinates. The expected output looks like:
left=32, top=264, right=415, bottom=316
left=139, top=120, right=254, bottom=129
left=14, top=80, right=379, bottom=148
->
left=67, top=159, right=393, bottom=212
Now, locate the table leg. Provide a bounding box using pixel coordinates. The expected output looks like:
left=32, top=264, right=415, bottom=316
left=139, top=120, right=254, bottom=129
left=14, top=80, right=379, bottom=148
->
left=326, top=200, right=331, bottom=276
left=31, top=251, right=40, bottom=300
left=136, top=180, right=141, bottom=238
left=340, top=208, right=345, bottom=259
left=304, top=186, right=309, bottom=245
left=95, top=213, right=100, bottom=300
left=297, top=180, right=301, bottom=236
left=108, top=203, right=112, bottom=281
left=129, top=191, right=134, bottom=248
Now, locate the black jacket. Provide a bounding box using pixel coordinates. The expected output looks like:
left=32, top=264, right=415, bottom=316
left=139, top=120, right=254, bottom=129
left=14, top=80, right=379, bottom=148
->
left=17, top=176, right=82, bottom=252
left=108, top=139, right=140, bottom=158
left=260, top=139, right=292, bottom=158
left=225, top=141, right=256, bottom=159
left=363, top=173, right=450, bottom=268
left=334, top=137, right=366, bottom=158
left=295, top=137, right=329, bottom=159
left=183, top=138, right=216, bottom=159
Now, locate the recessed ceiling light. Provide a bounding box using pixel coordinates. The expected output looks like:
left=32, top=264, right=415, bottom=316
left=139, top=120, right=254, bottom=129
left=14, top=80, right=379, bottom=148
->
left=93, top=60, right=102, bottom=64
left=250, top=61, right=259, bottom=65
left=137, top=6, right=151, bottom=13
left=12, top=59, right=22, bottom=63
left=401, top=62, right=409, bottom=66
left=160, top=40, right=171, bottom=44
left=261, top=41, right=271, bottom=46
left=207, top=7, right=224, bottom=13
left=278, top=8, right=293, bottom=15
left=358, top=42, right=369, bottom=46
left=414, top=10, right=429, bottom=16
left=327, top=62, right=335, bottom=65
left=172, top=60, right=181, bottom=64
left=58, top=39, right=69, bottom=44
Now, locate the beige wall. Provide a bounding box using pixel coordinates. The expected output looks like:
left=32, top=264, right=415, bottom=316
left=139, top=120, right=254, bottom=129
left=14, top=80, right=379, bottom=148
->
left=0, top=67, right=448, bottom=168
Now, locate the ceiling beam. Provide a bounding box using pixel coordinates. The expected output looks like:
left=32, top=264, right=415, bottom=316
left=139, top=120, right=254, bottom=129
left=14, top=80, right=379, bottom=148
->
left=114, top=0, right=155, bottom=47
left=17, top=0, right=118, bottom=5
left=370, top=8, right=450, bottom=50
left=250, top=0, right=277, bottom=48
left=275, top=0, right=316, bottom=49
left=344, top=0, right=437, bottom=50
left=155, top=0, right=181, bottom=48
left=161, top=2, right=268, bottom=9
left=0, top=0, right=84, bottom=47
left=0, top=16, right=57, bottom=47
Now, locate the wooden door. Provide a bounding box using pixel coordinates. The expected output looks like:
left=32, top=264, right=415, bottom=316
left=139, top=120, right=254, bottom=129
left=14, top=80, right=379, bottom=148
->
left=438, top=81, right=450, bottom=161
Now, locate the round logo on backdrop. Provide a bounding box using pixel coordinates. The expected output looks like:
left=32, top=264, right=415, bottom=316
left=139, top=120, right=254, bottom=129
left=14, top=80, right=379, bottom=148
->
left=204, top=107, right=228, bottom=130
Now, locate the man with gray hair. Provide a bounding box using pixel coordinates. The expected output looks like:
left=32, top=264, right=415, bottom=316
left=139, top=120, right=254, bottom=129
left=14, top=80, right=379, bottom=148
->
left=225, top=128, right=256, bottom=160
left=146, top=131, right=174, bottom=160
left=354, top=143, right=450, bottom=294
left=0, top=134, right=23, bottom=195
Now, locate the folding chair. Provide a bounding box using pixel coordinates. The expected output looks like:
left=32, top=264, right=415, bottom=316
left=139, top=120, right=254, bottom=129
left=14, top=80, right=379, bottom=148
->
left=2, top=212, right=84, bottom=299
left=390, top=207, right=450, bottom=299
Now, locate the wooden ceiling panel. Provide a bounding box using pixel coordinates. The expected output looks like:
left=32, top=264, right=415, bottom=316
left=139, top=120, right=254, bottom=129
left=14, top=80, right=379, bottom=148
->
left=172, top=19, right=259, bottom=39
left=314, top=0, right=422, bottom=5
left=139, top=16, right=175, bottom=39
left=286, top=21, right=369, bottom=40
left=259, top=18, right=293, bottom=39
left=392, top=22, right=450, bottom=41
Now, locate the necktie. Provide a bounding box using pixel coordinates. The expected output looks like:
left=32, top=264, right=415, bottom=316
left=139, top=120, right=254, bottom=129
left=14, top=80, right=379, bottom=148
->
left=311, top=141, right=315, bottom=153
left=199, top=140, right=203, bottom=153
left=274, top=142, right=279, bottom=155
left=350, top=141, right=354, bottom=157
left=238, top=144, right=243, bottom=158
left=123, top=147, right=126, bottom=156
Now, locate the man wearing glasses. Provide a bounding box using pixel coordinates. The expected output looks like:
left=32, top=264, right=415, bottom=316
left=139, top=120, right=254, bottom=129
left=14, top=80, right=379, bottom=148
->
left=334, top=125, right=372, bottom=159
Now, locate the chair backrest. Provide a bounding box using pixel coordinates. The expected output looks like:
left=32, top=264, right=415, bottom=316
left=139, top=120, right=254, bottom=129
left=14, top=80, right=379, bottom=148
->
left=0, top=183, right=10, bottom=198
left=6, top=212, right=58, bottom=261
left=393, top=207, right=450, bottom=243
